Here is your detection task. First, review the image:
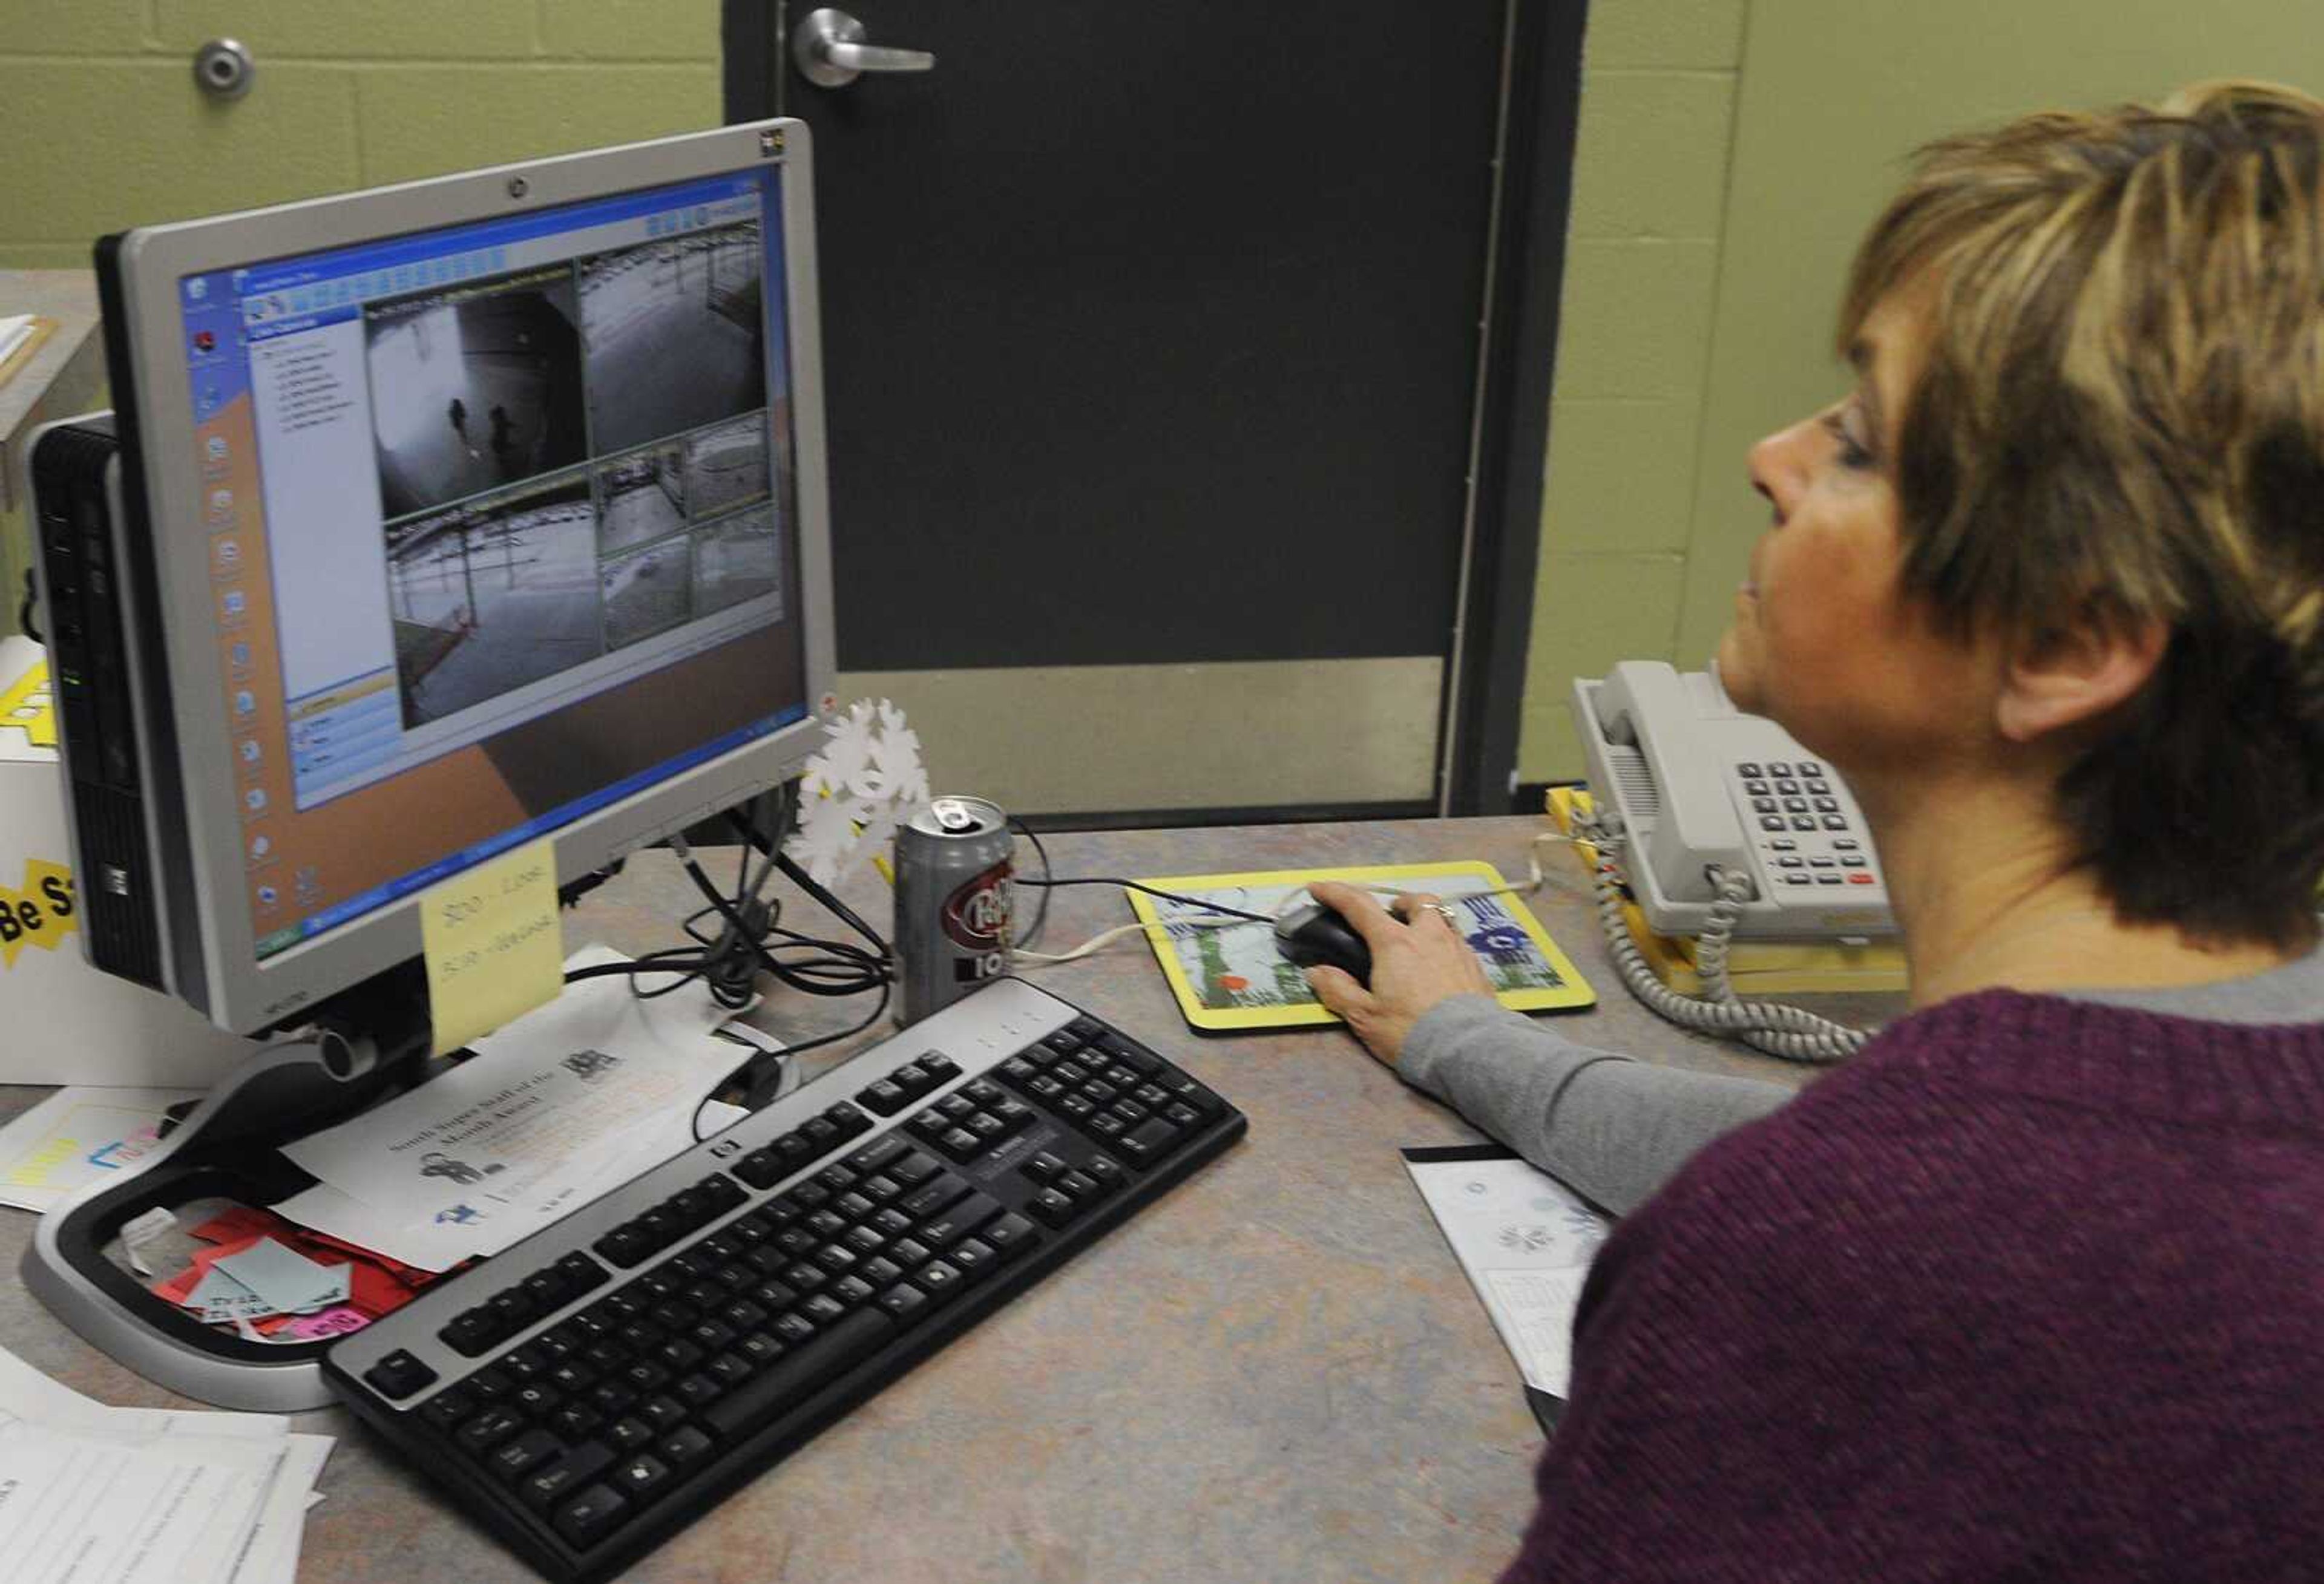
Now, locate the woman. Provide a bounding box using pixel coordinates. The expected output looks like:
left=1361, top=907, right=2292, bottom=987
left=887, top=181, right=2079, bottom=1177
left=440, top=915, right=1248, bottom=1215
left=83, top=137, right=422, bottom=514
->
left=1308, top=82, right=2324, bottom=1579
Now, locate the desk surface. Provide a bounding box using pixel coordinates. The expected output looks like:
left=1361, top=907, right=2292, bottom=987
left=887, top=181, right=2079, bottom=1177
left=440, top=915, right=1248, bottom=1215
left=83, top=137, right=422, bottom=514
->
left=0, top=816, right=1876, bottom=1582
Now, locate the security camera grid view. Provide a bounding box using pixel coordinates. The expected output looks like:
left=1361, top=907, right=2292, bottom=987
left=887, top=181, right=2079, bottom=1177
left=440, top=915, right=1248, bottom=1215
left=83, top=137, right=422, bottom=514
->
left=369, top=218, right=784, bottom=731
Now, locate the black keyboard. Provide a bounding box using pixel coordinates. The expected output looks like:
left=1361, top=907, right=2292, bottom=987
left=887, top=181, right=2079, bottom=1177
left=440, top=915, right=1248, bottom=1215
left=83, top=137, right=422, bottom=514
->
left=324, top=978, right=1246, bottom=1582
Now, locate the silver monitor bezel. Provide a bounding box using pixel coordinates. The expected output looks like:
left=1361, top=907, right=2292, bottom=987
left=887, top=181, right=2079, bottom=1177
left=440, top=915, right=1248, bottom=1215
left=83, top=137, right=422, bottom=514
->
left=109, top=119, right=836, bottom=1035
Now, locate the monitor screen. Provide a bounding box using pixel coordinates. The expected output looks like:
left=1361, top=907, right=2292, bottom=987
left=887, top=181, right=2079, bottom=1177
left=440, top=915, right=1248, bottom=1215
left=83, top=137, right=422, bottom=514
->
left=168, top=169, right=809, bottom=963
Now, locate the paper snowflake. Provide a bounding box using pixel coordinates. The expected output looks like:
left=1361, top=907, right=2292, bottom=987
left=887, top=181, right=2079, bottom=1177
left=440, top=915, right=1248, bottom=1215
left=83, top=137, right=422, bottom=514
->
left=784, top=698, right=930, bottom=886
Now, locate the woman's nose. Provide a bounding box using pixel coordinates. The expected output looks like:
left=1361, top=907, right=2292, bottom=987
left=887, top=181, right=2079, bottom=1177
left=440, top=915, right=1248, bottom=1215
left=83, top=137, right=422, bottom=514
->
left=1748, top=419, right=1814, bottom=524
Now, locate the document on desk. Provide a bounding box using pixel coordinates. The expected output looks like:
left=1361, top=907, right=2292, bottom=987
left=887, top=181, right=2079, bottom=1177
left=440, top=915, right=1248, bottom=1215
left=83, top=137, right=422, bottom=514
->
left=0, top=1086, right=206, bottom=1213
left=0, top=1340, right=332, bottom=1584
left=277, top=944, right=774, bottom=1269
left=1403, top=1145, right=1611, bottom=1428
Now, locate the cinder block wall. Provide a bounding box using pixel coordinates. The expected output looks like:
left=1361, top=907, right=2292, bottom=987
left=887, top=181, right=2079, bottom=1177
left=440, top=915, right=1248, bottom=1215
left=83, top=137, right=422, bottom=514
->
left=1515, top=0, right=1746, bottom=783
left=0, top=1, right=720, bottom=268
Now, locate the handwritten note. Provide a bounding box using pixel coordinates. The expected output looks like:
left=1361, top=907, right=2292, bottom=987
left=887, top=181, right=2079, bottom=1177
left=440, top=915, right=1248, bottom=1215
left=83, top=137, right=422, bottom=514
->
left=418, top=835, right=563, bottom=1056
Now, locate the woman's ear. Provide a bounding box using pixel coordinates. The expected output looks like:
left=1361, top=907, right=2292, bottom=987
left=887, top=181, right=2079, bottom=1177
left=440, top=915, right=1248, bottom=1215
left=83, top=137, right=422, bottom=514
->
left=1994, top=609, right=2167, bottom=744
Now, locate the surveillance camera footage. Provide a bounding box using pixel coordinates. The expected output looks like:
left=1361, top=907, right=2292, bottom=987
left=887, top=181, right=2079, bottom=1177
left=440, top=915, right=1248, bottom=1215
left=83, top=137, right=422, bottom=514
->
left=356, top=227, right=787, bottom=734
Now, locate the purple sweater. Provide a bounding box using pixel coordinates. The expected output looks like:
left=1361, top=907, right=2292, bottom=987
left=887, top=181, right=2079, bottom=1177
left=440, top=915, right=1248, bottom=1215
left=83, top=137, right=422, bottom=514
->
left=1500, top=990, right=2324, bottom=1582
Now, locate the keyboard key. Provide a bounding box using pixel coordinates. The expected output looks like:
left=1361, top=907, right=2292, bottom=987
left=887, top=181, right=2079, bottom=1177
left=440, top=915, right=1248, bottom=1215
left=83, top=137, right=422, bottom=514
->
left=980, top=1213, right=1039, bottom=1255
left=458, top=1406, right=528, bottom=1455
left=915, top=1260, right=964, bottom=1300
left=934, top=1127, right=982, bottom=1160
left=637, top=1394, right=687, bottom=1432
left=607, top=1415, right=655, bottom=1451
left=469, top=1364, right=517, bottom=1400
left=1028, top=1189, right=1077, bottom=1227
left=488, top=1427, right=565, bottom=1481
left=551, top=1482, right=629, bottom=1547
left=858, top=1078, right=911, bottom=1115
left=887, top=1151, right=942, bottom=1187
left=363, top=1349, right=437, bottom=1399
left=899, top=1173, right=971, bottom=1219
left=876, top=1283, right=928, bottom=1321
left=703, top=1309, right=898, bottom=1439
left=523, top=1439, right=615, bottom=1512
left=612, top=1452, right=673, bottom=1504
left=947, top=1237, right=999, bottom=1281
left=659, top=1425, right=715, bottom=1468
left=1117, top=1118, right=1183, bottom=1165
left=441, top=1309, right=503, bottom=1358
left=1022, top=1152, right=1069, bottom=1183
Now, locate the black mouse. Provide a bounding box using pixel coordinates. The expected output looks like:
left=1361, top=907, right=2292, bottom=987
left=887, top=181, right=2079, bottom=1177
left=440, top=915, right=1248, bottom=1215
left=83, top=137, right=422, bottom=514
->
left=1274, top=897, right=1373, bottom=986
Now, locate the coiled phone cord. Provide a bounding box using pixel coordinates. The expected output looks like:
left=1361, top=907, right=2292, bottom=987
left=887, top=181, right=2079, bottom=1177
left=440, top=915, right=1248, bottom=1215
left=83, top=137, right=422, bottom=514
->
left=1579, top=816, right=1874, bottom=1064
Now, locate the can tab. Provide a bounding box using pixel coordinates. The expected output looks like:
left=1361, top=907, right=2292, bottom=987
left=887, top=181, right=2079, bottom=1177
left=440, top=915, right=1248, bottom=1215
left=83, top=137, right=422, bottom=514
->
left=930, top=797, right=980, bottom=833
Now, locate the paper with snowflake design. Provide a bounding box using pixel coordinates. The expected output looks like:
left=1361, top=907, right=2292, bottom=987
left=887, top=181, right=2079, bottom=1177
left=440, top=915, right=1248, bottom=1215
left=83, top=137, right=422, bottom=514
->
left=784, top=699, right=931, bottom=886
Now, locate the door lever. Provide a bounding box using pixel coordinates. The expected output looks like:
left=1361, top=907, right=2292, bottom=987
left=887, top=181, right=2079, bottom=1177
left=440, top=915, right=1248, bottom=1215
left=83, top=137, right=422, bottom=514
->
left=792, top=8, right=936, bottom=89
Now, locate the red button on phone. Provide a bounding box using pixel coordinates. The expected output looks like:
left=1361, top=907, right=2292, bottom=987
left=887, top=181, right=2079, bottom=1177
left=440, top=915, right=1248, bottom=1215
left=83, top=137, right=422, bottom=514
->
left=1847, top=873, right=1875, bottom=885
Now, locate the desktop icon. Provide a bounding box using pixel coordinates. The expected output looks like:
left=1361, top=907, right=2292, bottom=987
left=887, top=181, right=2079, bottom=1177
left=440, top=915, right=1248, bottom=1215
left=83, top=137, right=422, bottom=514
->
left=249, top=833, right=272, bottom=862
left=208, top=488, right=233, bottom=519
left=234, top=689, right=256, bottom=718
left=206, top=436, right=229, bottom=463
left=239, top=738, right=261, bottom=765
left=229, top=641, right=252, bottom=672
left=220, top=589, right=246, bottom=620
left=256, top=885, right=278, bottom=908
left=186, top=278, right=209, bottom=303
left=193, top=330, right=216, bottom=354
left=214, top=538, right=241, bottom=573
left=245, top=788, right=268, bottom=814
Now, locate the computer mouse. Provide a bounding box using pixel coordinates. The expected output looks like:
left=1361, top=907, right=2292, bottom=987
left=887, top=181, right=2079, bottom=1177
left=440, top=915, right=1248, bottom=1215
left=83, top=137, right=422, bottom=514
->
left=1274, top=898, right=1374, bottom=986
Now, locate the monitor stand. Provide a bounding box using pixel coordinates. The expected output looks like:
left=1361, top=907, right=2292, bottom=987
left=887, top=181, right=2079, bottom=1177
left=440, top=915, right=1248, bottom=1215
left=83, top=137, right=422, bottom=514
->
left=21, top=974, right=434, bottom=1412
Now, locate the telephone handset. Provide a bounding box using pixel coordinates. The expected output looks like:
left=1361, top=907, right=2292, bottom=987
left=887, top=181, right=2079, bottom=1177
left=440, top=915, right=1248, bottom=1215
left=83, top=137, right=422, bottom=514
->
left=1572, top=661, right=1894, bottom=941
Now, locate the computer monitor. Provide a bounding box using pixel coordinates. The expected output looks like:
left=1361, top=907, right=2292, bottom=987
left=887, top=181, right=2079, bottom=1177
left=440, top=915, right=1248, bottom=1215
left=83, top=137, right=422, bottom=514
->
left=34, top=120, right=835, bottom=1040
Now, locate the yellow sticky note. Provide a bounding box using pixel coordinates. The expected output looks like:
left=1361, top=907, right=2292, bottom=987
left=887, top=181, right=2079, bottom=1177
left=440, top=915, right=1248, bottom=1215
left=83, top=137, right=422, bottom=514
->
left=419, top=835, right=563, bottom=1056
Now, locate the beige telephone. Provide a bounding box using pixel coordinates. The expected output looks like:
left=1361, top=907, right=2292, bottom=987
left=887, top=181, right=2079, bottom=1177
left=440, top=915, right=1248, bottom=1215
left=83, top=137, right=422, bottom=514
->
left=1572, top=661, right=1894, bottom=941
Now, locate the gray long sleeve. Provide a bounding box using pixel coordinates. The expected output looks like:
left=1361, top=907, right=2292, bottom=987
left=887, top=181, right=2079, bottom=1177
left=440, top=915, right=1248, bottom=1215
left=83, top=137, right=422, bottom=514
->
left=1399, top=995, right=1794, bottom=1216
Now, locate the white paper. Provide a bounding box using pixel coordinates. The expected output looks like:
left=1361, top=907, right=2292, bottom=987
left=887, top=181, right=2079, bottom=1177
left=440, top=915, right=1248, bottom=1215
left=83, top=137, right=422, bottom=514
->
left=276, top=946, right=758, bottom=1265
left=209, top=1239, right=349, bottom=1315
left=226, top=1432, right=332, bottom=1584
left=0, top=1338, right=329, bottom=1584
left=0, top=1087, right=203, bottom=1212
left=1405, top=1153, right=1610, bottom=1397
left=0, top=314, right=34, bottom=367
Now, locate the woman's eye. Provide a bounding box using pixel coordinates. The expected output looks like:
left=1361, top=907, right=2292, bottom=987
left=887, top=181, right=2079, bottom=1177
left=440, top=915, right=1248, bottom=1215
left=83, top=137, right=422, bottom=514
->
left=1822, top=410, right=1874, bottom=470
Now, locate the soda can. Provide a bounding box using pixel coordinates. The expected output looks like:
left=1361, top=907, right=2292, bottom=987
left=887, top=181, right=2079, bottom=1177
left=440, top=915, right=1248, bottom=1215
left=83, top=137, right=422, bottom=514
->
left=894, top=795, right=1014, bottom=1025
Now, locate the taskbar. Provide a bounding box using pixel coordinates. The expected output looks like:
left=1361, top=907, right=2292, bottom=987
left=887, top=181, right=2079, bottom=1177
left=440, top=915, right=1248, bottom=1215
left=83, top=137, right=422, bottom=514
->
left=252, top=704, right=807, bottom=960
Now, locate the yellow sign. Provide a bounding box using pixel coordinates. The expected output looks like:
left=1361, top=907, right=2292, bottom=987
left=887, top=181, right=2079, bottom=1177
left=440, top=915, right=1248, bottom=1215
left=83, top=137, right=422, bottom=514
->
left=0, top=658, right=57, bottom=750
left=0, top=859, right=78, bottom=968
left=418, top=836, right=564, bottom=1056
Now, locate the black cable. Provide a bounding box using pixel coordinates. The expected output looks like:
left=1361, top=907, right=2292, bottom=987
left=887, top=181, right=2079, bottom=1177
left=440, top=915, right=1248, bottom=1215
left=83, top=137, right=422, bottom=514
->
left=1009, top=817, right=1051, bottom=949
left=1013, top=875, right=1277, bottom=924
left=19, top=571, right=42, bottom=644
left=689, top=976, right=892, bottom=1142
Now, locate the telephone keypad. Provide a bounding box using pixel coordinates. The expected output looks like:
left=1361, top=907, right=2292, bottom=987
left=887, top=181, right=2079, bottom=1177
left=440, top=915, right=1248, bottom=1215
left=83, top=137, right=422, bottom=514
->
left=1731, top=759, right=1888, bottom=908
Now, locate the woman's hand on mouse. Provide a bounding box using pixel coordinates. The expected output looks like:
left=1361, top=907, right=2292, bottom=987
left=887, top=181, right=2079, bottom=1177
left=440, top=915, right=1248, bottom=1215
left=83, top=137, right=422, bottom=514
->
left=1302, top=882, right=1494, bottom=1067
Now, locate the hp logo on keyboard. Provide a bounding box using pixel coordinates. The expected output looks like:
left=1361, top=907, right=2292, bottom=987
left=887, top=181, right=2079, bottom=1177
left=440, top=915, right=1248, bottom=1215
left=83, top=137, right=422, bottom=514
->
left=708, top=1139, right=743, bottom=1159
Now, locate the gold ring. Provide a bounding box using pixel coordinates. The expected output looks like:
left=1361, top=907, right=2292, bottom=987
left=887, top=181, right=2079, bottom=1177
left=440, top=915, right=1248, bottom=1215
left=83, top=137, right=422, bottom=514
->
left=1425, top=902, right=1457, bottom=925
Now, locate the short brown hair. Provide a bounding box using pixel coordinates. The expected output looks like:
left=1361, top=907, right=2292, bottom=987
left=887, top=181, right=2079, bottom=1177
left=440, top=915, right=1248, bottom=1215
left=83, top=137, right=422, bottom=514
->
left=1844, top=80, right=2324, bottom=947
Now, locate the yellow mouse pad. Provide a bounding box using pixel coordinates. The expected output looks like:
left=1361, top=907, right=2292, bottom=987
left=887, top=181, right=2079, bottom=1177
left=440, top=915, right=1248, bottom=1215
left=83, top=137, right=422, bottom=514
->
left=1126, top=860, right=1595, bottom=1033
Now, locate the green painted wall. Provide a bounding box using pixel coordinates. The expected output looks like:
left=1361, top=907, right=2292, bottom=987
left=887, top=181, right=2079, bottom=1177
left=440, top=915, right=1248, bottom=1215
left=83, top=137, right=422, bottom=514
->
left=1517, top=0, right=1747, bottom=782
left=1518, top=0, right=2324, bottom=784
left=0, top=1, right=721, bottom=267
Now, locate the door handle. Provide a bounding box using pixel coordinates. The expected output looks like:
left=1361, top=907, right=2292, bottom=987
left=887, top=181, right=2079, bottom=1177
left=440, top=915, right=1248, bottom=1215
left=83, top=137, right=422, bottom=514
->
left=792, top=8, right=936, bottom=89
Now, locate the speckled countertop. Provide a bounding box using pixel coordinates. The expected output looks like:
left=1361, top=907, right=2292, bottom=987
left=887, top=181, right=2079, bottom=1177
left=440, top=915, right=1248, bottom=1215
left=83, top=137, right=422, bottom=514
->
left=0, top=816, right=1895, bottom=1582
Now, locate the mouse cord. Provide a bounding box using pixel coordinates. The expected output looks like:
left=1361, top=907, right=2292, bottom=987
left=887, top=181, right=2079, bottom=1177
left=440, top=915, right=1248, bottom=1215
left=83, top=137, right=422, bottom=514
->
left=1578, top=817, right=1872, bottom=1063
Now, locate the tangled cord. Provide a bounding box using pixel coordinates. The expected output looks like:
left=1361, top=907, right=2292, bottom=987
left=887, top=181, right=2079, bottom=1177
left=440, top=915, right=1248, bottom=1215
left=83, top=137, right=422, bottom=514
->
left=1579, top=815, right=1873, bottom=1064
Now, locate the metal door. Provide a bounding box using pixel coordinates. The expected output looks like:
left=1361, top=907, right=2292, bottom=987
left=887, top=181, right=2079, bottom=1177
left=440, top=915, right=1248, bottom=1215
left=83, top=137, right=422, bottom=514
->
left=727, top=1, right=1560, bottom=819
